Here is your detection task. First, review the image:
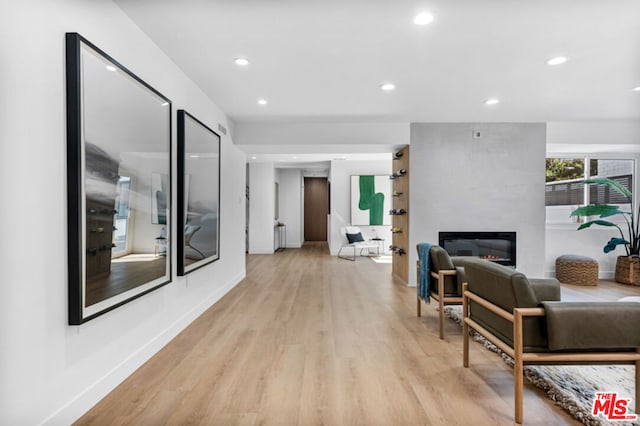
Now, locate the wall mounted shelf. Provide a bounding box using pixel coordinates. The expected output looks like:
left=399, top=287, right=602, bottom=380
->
left=391, top=146, right=409, bottom=284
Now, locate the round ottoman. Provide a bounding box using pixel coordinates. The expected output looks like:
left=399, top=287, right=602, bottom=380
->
left=555, top=255, right=599, bottom=286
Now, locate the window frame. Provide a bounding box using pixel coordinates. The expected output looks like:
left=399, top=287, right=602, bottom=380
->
left=545, top=153, right=638, bottom=227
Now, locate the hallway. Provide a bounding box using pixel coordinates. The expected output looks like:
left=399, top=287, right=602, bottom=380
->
left=77, top=243, right=579, bottom=425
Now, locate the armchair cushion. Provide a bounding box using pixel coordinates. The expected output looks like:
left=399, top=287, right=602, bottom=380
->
left=464, top=258, right=561, bottom=351
left=542, top=301, right=640, bottom=351
left=429, top=246, right=465, bottom=296
left=431, top=246, right=455, bottom=270
left=465, top=259, right=543, bottom=311
left=529, top=278, right=562, bottom=302
left=346, top=232, right=365, bottom=243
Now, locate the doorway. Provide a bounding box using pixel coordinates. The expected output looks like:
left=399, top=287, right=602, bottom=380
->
left=304, top=177, right=328, bottom=241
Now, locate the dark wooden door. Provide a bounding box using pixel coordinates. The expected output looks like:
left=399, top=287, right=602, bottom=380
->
left=304, top=177, right=328, bottom=241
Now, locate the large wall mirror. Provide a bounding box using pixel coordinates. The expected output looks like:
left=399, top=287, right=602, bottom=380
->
left=177, top=110, right=221, bottom=275
left=66, top=33, right=172, bottom=324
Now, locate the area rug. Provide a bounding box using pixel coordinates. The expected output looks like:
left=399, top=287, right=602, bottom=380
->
left=443, top=306, right=637, bottom=426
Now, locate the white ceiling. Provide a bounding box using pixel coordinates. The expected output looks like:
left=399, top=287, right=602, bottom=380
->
left=115, top=0, right=640, bottom=164
left=115, top=0, right=640, bottom=126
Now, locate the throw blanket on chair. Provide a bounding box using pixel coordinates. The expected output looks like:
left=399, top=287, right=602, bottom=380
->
left=417, top=242, right=432, bottom=302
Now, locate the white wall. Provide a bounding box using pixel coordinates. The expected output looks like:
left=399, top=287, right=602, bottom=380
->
left=248, top=162, right=276, bottom=253
left=329, top=160, right=393, bottom=255
left=0, top=1, right=246, bottom=424
left=409, top=123, right=547, bottom=286
left=545, top=226, right=626, bottom=279
left=278, top=169, right=303, bottom=247
left=235, top=121, right=409, bottom=146
left=547, top=121, right=640, bottom=145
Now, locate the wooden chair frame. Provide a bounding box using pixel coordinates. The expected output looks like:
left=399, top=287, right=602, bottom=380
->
left=416, top=261, right=463, bottom=339
left=462, top=283, right=640, bottom=425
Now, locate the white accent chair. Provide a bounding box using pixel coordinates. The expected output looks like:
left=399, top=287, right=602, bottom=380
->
left=338, top=226, right=380, bottom=261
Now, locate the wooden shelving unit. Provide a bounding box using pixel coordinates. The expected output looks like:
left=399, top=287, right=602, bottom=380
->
left=391, top=146, right=409, bottom=284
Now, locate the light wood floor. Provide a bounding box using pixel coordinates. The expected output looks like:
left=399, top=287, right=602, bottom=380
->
left=76, top=243, right=640, bottom=425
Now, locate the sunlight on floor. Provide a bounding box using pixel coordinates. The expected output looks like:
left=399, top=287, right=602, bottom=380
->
left=370, top=255, right=392, bottom=264
left=112, top=254, right=161, bottom=263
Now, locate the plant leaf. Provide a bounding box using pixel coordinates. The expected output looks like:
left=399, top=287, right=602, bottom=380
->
left=599, top=210, right=630, bottom=218
left=603, top=237, right=629, bottom=253
left=570, top=204, right=623, bottom=218
left=577, top=220, right=616, bottom=230
left=584, top=177, right=632, bottom=199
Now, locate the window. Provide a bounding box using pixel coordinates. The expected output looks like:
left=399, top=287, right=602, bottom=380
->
left=113, top=176, right=131, bottom=254
left=545, top=157, right=634, bottom=224
left=545, top=158, right=585, bottom=206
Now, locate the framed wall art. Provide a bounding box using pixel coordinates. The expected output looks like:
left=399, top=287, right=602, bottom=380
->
left=177, top=110, right=221, bottom=275
left=66, top=32, right=172, bottom=324
left=350, top=175, right=391, bottom=226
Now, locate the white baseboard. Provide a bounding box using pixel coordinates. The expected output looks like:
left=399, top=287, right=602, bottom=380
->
left=41, top=271, right=245, bottom=426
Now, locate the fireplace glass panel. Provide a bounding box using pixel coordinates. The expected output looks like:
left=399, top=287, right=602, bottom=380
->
left=439, top=232, right=516, bottom=267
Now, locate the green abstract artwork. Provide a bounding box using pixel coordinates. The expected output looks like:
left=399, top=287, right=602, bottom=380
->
left=350, top=175, right=391, bottom=226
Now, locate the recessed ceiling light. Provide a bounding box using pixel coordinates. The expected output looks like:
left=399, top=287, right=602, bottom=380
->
left=632, top=86, right=640, bottom=92
left=380, top=83, right=396, bottom=91
left=292, top=156, right=298, bottom=159
left=546, top=56, right=567, bottom=66
left=105, top=65, right=116, bottom=72
left=414, top=12, right=435, bottom=26
left=234, top=57, right=250, bottom=66
left=485, top=98, right=500, bottom=106
left=251, top=156, right=257, bottom=160
left=161, top=102, right=169, bottom=107
left=257, top=98, right=268, bottom=106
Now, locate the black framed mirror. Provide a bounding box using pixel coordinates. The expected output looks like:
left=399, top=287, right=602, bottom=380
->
left=177, top=110, right=221, bottom=275
left=66, top=33, right=172, bottom=324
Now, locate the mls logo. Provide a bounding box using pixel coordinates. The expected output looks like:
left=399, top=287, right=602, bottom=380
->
left=591, top=392, right=638, bottom=421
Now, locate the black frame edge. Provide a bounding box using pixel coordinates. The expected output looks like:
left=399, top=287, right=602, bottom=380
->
left=177, top=110, right=222, bottom=276
left=66, top=32, right=83, bottom=325
left=65, top=32, right=173, bottom=324
left=177, top=110, right=186, bottom=276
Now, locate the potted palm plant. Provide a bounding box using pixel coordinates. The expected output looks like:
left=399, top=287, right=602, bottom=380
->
left=570, top=177, right=639, bottom=285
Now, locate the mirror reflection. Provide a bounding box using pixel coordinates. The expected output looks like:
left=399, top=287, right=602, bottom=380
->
left=178, top=111, right=220, bottom=275
left=80, top=40, right=171, bottom=313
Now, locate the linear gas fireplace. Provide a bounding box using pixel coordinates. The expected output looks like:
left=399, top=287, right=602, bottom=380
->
left=439, top=232, right=516, bottom=267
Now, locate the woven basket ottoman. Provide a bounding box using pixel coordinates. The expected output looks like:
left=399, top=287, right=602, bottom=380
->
left=555, top=255, right=598, bottom=286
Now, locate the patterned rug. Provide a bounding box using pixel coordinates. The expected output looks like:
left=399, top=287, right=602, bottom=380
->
left=443, top=306, right=637, bottom=426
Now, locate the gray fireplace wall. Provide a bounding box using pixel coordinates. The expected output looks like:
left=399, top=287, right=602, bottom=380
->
left=409, top=123, right=546, bottom=286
